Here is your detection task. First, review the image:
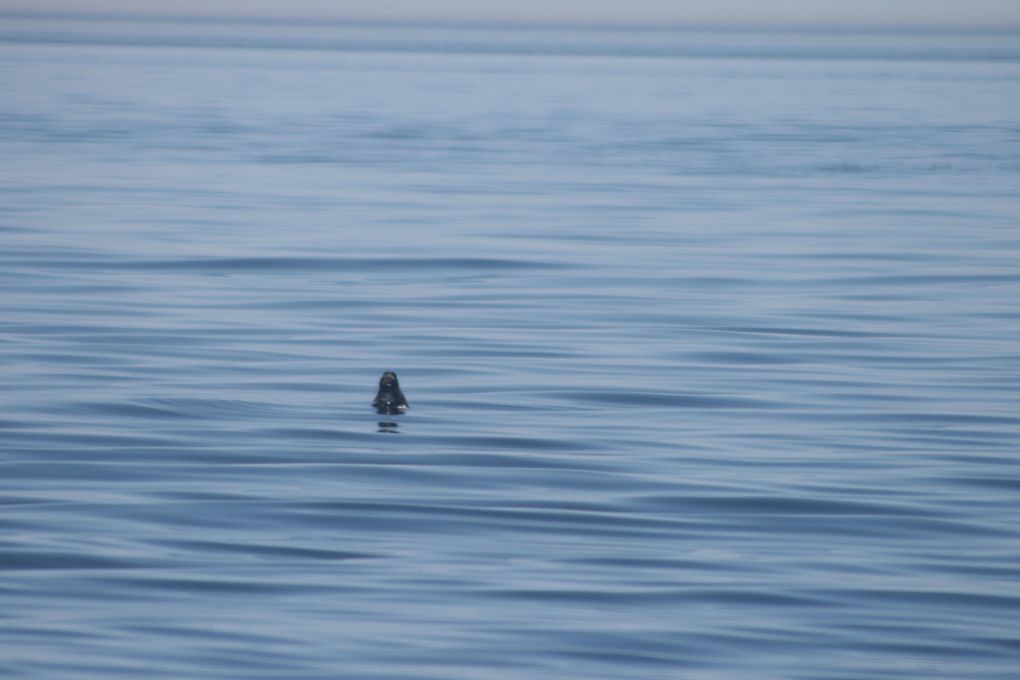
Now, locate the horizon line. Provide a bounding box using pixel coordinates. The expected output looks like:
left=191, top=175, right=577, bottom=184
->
left=3, top=9, right=1020, bottom=33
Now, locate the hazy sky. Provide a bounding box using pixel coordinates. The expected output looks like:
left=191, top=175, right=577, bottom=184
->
left=3, top=0, right=1020, bottom=29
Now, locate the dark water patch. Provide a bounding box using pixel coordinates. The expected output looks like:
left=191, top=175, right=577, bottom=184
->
left=428, top=346, right=578, bottom=359
left=821, top=588, right=1020, bottom=613
left=421, top=398, right=548, bottom=413
left=64, top=400, right=208, bottom=421
left=401, top=452, right=622, bottom=472
left=788, top=352, right=1007, bottom=367
left=10, top=256, right=568, bottom=275
left=0, top=626, right=109, bottom=642
left=0, top=430, right=196, bottom=453
left=0, top=324, right=244, bottom=350
left=935, top=475, right=1020, bottom=492
left=257, top=427, right=395, bottom=445
left=851, top=639, right=998, bottom=660
left=620, top=495, right=1011, bottom=538
left=882, top=431, right=1020, bottom=451
left=254, top=429, right=605, bottom=458
left=930, top=453, right=1020, bottom=468
left=566, top=556, right=750, bottom=572
left=632, top=494, right=949, bottom=518
left=557, top=649, right=689, bottom=667
left=116, top=397, right=311, bottom=422
left=123, top=622, right=298, bottom=648
left=294, top=500, right=689, bottom=533
left=688, top=351, right=801, bottom=365
left=557, top=389, right=773, bottom=409
left=92, top=575, right=327, bottom=596
left=822, top=272, right=1020, bottom=287
left=488, top=586, right=826, bottom=608
left=7, top=350, right=143, bottom=366
left=914, top=559, right=1020, bottom=579
left=804, top=250, right=976, bottom=263
left=834, top=411, right=1020, bottom=428
left=285, top=500, right=697, bottom=540
left=429, top=434, right=592, bottom=452
left=0, top=552, right=138, bottom=571
left=229, top=298, right=381, bottom=311
left=718, top=325, right=896, bottom=338
left=156, top=539, right=379, bottom=562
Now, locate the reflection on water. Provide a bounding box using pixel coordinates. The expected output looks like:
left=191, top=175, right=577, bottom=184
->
left=377, top=420, right=401, bottom=433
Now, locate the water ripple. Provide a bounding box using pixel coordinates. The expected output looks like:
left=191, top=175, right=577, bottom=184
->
left=2, top=21, right=1019, bottom=680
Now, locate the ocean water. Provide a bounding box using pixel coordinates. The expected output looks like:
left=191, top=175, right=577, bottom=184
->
left=2, top=14, right=1020, bottom=679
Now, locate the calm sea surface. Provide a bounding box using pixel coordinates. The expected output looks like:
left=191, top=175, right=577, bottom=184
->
left=2, top=15, right=1019, bottom=679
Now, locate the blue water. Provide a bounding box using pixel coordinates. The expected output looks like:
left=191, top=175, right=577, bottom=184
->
left=2, top=15, right=1020, bottom=679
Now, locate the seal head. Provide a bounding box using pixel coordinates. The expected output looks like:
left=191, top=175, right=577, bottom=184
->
left=373, top=371, right=408, bottom=415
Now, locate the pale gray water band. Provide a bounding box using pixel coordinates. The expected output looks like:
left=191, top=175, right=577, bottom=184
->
left=1, top=15, right=1019, bottom=680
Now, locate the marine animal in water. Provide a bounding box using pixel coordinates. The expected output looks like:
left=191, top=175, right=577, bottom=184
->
left=373, top=371, right=408, bottom=415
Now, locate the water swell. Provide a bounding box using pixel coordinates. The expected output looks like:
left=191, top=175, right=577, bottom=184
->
left=5, top=255, right=568, bottom=274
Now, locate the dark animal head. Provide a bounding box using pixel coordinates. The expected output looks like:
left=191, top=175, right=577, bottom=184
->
left=373, top=371, right=408, bottom=415
left=378, top=371, right=400, bottom=390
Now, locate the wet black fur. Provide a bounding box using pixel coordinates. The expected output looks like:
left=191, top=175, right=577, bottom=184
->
left=373, top=371, right=408, bottom=415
